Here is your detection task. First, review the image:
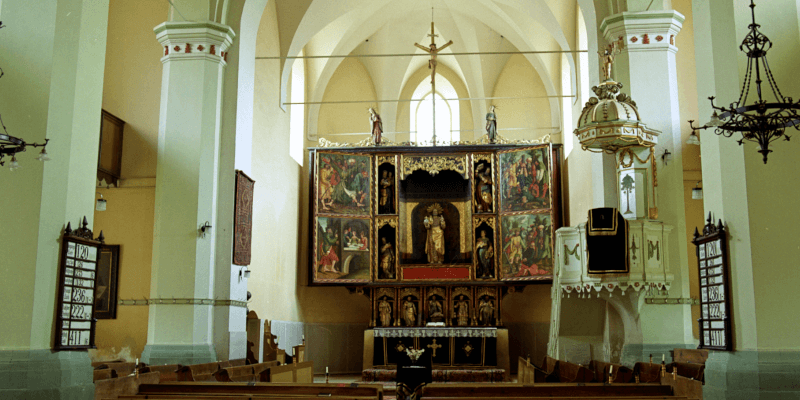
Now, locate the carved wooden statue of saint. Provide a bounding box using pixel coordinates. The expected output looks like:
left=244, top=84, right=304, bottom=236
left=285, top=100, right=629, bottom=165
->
left=478, top=297, right=495, bottom=326
left=453, top=295, right=470, bottom=326
left=379, top=237, right=395, bottom=279
left=379, top=299, right=393, bottom=326
left=428, top=297, right=445, bottom=323
left=475, top=229, right=494, bottom=278
left=379, top=170, right=395, bottom=214
left=424, top=204, right=446, bottom=264
left=403, top=296, right=417, bottom=326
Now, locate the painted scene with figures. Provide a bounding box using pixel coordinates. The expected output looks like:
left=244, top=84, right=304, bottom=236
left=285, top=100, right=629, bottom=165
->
left=317, top=152, right=371, bottom=216
left=499, top=213, right=553, bottom=280
left=498, top=146, right=551, bottom=212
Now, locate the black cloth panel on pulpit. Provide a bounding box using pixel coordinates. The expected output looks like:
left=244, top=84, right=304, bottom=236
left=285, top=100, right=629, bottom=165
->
left=586, top=208, right=629, bottom=273
left=453, top=337, right=483, bottom=366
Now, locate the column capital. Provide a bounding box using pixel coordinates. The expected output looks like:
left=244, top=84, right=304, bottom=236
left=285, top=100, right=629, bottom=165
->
left=601, top=11, right=684, bottom=54
left=154, top=21, right=236, bottom=64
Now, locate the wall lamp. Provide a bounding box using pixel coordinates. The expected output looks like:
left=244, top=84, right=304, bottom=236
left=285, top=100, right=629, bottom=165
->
left=661, top=149, right=673, bottom=166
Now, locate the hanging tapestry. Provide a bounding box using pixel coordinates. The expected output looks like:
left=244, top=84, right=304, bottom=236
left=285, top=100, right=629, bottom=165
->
left=233, top=170, right=256, bottom=266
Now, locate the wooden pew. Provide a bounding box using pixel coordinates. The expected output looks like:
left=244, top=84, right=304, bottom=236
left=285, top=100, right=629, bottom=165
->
left=667, top=362, right=705, bottom=383
left=673, top=349, right=708, bottom=365
left=94, top=371, right=160, bottom=400
left=94, top=368, right=117, bottom=382
left=213, top=364, right=256, bottom=382
left=293, top=343, right=306, bottom=363
left=517, top=357, right=536, bottom=384
left=176, top=362, right=222, bottom=382
left=557, top=360, right=595, bottom=383
left=634, top=362, right=664, bottom=384
left=533, top=356, right=560, bottom=383
left=589, top=360, right=635, bottom=384
left=139, top=364, right=181, bottom=382
left=420, top=383, right=683, bottom=399
left=133, top=382, right=384, bottom=399
left=662, top=372, right=703, bottom=400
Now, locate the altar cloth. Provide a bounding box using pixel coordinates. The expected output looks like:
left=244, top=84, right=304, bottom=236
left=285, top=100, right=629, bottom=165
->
left=373, top=327, right=497, bottom=338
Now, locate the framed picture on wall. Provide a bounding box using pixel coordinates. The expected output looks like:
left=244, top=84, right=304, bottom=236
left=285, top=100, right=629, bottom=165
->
left=94, top=245, right=120, bottom=319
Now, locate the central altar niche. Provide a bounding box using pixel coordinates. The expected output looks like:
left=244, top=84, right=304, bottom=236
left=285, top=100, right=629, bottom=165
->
left=400, top=168, right=472, bottom=273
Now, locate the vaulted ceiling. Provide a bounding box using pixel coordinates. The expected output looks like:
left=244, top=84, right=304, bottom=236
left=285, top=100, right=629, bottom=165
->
left=266, top=0, right=603, bottom=138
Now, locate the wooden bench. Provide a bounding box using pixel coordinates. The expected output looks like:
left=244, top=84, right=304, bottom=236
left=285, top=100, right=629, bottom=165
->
left=661, top=373, right=703, bottom=400
left=94, top=362, right=137, bottom=379
left=634, top=362, right=664, bottom=384
left=420, top=383, right=682, bottom=399
left=133, top=382, right=383, bottom=399
left=534, top=356, right=560, bottom=383
left=589, top=360, right=635, bottom=384
left=518, top=357, right=535, bottom=384
left=557, top=360, right=595, bottom=383
left=258, top=361, right=313, bottom=383
left=94, top=368, right=117, bottom=382
left=95, top=371, right=160, bottom=400
left=666, top=362, right=705, bottom=384
left=139, top=364, right=182, bottom=382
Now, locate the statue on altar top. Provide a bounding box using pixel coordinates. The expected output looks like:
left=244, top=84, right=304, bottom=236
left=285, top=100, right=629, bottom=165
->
left=369, top=108, right=383, bottom=145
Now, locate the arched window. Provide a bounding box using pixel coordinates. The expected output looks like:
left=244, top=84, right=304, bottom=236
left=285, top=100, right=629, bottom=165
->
left=411, top=74, right=459, bottom=144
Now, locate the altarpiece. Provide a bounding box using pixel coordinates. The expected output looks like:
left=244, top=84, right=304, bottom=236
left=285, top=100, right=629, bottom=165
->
left=308, top=143, right=562, bottom=369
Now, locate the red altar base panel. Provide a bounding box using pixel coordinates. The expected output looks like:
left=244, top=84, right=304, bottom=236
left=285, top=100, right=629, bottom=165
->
left=401, top=266, right=471, bottom=281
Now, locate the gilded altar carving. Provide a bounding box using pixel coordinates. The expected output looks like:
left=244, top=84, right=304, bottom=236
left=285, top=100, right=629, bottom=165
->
left=377, top=155, right=396, bottom=166
left=401, top=155, right=468, bottom=179
left=376, top=217, right=398, bottom=228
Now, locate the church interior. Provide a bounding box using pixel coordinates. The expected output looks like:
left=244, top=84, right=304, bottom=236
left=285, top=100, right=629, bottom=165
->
left=1, top=0, right=799, bottom=399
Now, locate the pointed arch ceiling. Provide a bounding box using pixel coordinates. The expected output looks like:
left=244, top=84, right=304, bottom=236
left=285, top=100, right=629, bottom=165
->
left=270, top=0, right=597, bottom=138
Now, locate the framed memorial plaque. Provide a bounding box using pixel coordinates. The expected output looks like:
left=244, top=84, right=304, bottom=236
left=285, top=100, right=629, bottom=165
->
left=692, top=214, right=732, bottom=351
left=54, top=218, right=103, bottom=350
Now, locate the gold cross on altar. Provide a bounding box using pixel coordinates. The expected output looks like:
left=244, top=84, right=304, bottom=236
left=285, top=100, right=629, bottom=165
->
left=427, top=339, right=442, bottom=358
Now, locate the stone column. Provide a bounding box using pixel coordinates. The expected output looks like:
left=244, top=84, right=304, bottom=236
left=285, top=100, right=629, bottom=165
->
left=0, top=0, right=109, bottom=398
left=601, top=10, right=695, bottom=358
left=141, top=22, right=236, bottom=365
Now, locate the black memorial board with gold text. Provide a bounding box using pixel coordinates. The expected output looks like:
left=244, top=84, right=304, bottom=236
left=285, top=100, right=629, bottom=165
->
left=308, top=144, right=561, bottom=286
left=693, top=215, right=733, bottom=351
left=55, top=219, right=103, bottom=350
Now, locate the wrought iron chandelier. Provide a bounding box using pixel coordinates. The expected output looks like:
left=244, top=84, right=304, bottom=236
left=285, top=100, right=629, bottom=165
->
left=688, top=0, right=797, bottom=164
left=0, top=23, right=50, bottom=171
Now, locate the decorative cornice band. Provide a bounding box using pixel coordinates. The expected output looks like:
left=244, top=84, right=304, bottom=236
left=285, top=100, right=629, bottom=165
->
left=601, top=10, right=684, bottom=53
left=154, top=21, right=236, bottom=65
left=118, top=297, right=247, bottom=308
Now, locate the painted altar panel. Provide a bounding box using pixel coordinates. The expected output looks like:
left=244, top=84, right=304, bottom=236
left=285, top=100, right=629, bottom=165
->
left=498, top=213, right=553, bottom=281
left=497, top=145, right=552, bottom=212
left=316, top=151, right=372, bottom=216
left=313, top=216, right=373, bottom=283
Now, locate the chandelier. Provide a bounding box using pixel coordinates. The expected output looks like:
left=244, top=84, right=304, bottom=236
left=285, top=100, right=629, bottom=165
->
left=688, top=0, right=797, bottom=164
left=0, top=22, right=50, bottom=171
